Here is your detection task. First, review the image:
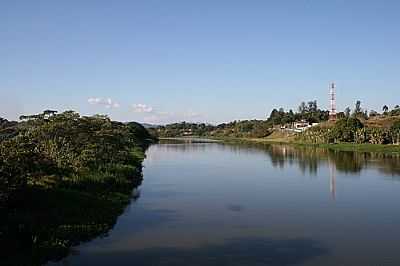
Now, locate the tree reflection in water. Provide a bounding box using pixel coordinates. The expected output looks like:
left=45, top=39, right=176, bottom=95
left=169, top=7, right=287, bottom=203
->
left=0, top=177, right=142, bottom=266
left=231, top=142, right=400, bottom=176
left=158, top=140, right=400, bottom=177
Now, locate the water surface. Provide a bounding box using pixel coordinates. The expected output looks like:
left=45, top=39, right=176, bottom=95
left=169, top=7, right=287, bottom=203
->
left=52, top=142, right=400, bottom=265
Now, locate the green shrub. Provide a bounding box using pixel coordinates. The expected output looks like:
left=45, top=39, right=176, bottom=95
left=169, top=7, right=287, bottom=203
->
left=390, top=121, right=400, bottom=145
left=367, top=128, right=390, bottom=144
left=330, top=118, right=364, bottom=143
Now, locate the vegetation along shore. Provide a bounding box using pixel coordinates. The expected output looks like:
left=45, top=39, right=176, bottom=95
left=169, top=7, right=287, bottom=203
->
left=151, top=100, right=400, bottom=153
left=0, top=110, right=156, bottom=265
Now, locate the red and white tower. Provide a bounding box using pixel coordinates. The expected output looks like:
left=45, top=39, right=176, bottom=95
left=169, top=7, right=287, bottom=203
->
left=329, top=82, right=337, bottom=121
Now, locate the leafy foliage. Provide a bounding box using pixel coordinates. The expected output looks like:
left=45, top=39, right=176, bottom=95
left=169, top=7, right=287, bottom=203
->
left=330, top=118, right=364, bottom=143
left=155, top=100, right=329, bottom=139
left=154, top=120, right=273, bottom=138
left=269, top=101, right=329, bottom=125
left=391, top=121, right=400, bottom=145
left=0, top=111, right=154, bottom=264
left=298, top=117, right=400, bottom=145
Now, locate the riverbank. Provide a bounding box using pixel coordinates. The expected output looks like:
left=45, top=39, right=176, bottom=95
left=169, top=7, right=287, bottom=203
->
left=209, top=135, right=400, bottom=154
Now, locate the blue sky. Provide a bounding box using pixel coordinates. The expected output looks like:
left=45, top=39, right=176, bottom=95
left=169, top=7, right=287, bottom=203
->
left=1, top=0, right=399, bottom=124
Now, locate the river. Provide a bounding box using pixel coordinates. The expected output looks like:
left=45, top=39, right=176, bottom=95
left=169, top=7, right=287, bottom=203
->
left=50, top=141, right=400, bottom=265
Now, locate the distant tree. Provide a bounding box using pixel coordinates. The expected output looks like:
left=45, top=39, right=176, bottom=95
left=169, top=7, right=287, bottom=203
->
left=353, top=101, right=362, bottom=116
left=345, top=107, right=351, bottom=118
left=383, top=105, right=389, bottom=114
left=43, top=110, right=58, bottom=116
left=390, top=105, right=400, bottom=116
left=298, top=102, right=306, bottom=114
left=288, top=109, right=295, bottom=122
left=307, top=100, right=317, bottom=113
left=269, top=109, right=280, bottom=125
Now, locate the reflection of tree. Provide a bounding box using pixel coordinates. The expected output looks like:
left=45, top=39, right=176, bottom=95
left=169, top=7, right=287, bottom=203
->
left=267, top=145, right=323, bottom=175
left=327, top=150, right=363, bottom=174
left=0, top=176, right=142, bottom=265
left=227, top=142, right=400, bottom=177
left=367, top=153, right=400, bottom=178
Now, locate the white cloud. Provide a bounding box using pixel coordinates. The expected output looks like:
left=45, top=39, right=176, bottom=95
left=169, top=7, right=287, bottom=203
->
left=132, top=103, right=154, bottom=113
left=88, top=97, right=120, bottom=109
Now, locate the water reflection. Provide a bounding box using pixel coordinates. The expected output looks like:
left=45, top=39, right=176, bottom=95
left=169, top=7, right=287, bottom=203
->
left=150, top=141, right=400, bottom=202
left=157, top=141, right=400, bottom=177
left=0, top=181, right=143, bottom=266
left=229, top=143, right=400, bottom=200
left=23, top=141, right=400, bottom=265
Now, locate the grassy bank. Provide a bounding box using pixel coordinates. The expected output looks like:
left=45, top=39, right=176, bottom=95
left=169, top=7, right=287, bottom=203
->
left=209, top=135, right=400, bottom=154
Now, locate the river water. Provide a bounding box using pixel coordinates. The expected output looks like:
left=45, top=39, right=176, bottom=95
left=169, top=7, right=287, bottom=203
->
left=52, top=142, right=400, bottom=265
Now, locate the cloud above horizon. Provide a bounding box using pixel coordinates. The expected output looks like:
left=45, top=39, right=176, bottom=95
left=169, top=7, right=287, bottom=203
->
left=131, top=103, right=154, bottom=113
left=86, top=98, right=203, bottom=124
left=88, top=97, right=120, bottom=109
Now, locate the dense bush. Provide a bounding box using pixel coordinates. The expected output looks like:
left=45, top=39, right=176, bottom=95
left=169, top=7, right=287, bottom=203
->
left=391, top=121, right=400, bottom=145
left=330, top=118, right=364, bottom=143
left=155, top=120, right=273, bottom=139
left=298, top=118, right=400, bottom=145
left=0, top=111, right=154, bottom=264
left=354, top=128, right=368, bottom=144
left=0, top=111, right=153, bottom=203
left=367, top=128, right=391, bottom=144
left=296, top=126, right=332, bottom=144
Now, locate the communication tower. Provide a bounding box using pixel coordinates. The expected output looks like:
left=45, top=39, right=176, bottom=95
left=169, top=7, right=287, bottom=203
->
left=329, top=82, right=337, bottom=121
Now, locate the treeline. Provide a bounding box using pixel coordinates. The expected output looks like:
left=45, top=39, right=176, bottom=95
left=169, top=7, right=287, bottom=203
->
left=0, top=111, right=155, bottom=265
left=152, top=122, right=215, bottom=137
left=268, top=100, right=329, bottom=125
left=339, top=101, right=400, bottom=120
left=153, top=120, right=273, bottom=138
left=154, top=100, right=400, bottom=144
left=154, top=100, right=329, bottom=138
left=298, top=117, right=400, bottom=145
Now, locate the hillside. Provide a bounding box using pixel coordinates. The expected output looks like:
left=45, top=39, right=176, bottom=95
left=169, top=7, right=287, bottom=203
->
left=364, top=115, right=400, bottom=128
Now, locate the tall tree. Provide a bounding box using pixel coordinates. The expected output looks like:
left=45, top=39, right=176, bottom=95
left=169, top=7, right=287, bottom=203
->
left=345, top=107, right=351, bottom=118
left=353, top=101, right=362, bottom=116
left=383, top=105, right=389, bottom=114
left=298, top=102, right=306, bottom=114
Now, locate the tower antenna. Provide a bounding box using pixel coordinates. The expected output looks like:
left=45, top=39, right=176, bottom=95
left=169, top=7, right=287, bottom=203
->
left=329, top=82, right=337, bottom=121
